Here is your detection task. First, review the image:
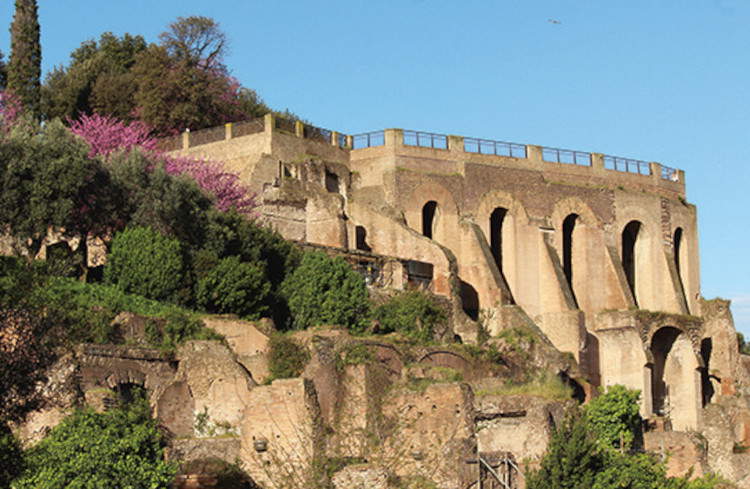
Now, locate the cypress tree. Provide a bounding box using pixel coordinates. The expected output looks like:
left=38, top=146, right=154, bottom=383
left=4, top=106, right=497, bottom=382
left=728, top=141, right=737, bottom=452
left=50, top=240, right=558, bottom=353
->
left=8, top=0, right=41, bottom=119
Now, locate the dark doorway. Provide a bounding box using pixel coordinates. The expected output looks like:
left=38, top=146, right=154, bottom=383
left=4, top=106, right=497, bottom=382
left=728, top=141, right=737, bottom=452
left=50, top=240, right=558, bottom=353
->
left=700, top=338, right=715, bottom=407
left=674, top=227, right=688, bottom=310
left=562, top=214, right=579, bottom=305
left=325, top=169, right=340, bottom=193
left=489, top=207, right=508, bottom=274
left=622, top=221, right=641, bottom=304
left=422, top=201, right=438, bottom=239
left=460, top=280, right=480, bottom=321
left=355, top=225, right=372, bottom=252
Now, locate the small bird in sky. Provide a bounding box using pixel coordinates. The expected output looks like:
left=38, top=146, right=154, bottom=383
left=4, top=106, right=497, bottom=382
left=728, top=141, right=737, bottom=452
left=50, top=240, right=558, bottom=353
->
left=548, top=19, right=561, bottom=24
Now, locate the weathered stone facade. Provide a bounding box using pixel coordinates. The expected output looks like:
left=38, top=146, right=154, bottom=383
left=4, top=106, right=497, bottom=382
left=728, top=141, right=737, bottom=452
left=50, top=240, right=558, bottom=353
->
left=165, top=116, right=750, bottom=485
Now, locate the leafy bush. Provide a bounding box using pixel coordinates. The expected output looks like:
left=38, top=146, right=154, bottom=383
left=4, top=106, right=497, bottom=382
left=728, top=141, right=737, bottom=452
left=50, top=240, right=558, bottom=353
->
left=14, top=396, right=176, bottom=488
left=145, top=312, right=223, bottom=352
left=373, top=290, right=447, bottom=342
left=267, top=334, right=309, bottom=380
left=281, top=251, right=369, bottom=331
left=196, top=256, right=270, bottom=318
left=0, top=422, right=23, bottom=487
left=105, top=226, right=185, bottom=302
left=585, top=385, right=642, bottom=451
left=526, top=387, right=722, bottom=489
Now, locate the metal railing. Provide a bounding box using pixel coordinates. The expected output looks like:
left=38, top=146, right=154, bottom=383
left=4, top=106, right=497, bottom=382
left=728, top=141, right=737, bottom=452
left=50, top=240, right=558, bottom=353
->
left=403, top=130, right=448, bottom=149
left=336, top=132, right=348, bottom=148
left=188, top=125, right=226, bottom=147
left=275, top=117, right=296, bottom=133
left=603, top=155, right=651, bottom=175
left=542, top=147, right=591, bottom=166
left=232, top=118, right=265, bottom=137
left=661, top=165, right=679, bottom=182
left=352, top=130, right=385, bottom=149
left=303, top=124, right=332, bottom=144
left=464, top=137, right=526, bottom=158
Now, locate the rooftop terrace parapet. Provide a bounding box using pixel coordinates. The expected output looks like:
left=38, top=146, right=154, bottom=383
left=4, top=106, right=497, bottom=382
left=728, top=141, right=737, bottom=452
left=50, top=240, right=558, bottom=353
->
left=160, top=115, right=685, bottom=194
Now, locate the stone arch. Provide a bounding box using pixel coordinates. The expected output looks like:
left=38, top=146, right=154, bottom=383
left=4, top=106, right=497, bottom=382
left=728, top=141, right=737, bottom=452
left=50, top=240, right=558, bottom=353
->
left=649, top=326, right=700, bottom=430
left=620, top=219, right=655, bottom=308
left=403, top=181, right=459, bottom=247
left=475, top=190, right=529, bottom=298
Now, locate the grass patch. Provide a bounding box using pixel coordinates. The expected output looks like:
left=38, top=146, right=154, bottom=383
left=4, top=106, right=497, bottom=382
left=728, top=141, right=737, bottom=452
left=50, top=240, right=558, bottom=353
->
left=475, top=372, right=572, bottom=400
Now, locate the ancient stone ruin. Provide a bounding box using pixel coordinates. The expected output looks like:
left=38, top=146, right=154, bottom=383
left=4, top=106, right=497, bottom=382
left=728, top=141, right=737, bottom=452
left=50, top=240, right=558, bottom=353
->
left=18, top=116, right=750, bottom=487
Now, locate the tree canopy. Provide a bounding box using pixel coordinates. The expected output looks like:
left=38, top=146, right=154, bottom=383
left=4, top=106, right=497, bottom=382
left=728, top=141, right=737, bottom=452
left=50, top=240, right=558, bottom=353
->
left=158, top=15, right=227, bottom=70
left=7, top=0, right=41, bottom=119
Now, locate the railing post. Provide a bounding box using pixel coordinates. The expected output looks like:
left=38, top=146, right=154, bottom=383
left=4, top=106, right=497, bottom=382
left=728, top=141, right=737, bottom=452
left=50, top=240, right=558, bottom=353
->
left=384, top=129, right=402, bottom=147
left=182, top=129, right=190, bottom=150
left=346, top=135, right=353, bottom=149
left=295, top=121, right=304, bottom=138
left=264, top=113, right=275, bottom=133
left=526, top=144, right=542, bottom=162
left=650, top=162, right=662, bottom=183
left=591, top=152, right=604, bottom=170
left=331, top=131, right=339, bottom=147
left=225, top=122, right=233, bottom=141
left=448, top=135, right=463, bottom=154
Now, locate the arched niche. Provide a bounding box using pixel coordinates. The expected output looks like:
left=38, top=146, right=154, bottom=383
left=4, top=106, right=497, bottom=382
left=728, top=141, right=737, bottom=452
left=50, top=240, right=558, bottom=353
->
left=650, top=326, right=700, bottom=430
left=673, top=227, right=689, bottom=312
left=355, top=225, right=372, bottom=252
left=460, top=280, right=480, bottom=321
left=621, top=220, right=648, bottom=306
left=562, top=213, right=580, bottom=306
left=422, top=201, right=438, bottom=239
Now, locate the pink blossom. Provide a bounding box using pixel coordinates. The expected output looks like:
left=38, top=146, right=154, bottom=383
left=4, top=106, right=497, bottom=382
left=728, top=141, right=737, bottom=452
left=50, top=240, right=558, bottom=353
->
left=69, top=113, right=257, bottom=215
left=69, top=113, right=159, bottom=158
left=0, top=91, right=23, bottom=133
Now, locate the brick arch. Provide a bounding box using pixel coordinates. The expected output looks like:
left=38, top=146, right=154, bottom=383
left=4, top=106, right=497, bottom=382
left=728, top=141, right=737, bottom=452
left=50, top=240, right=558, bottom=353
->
left=474, top=189, right=530, bottom=227
left=403, top=181, right=460, bottom=247
left=474, top=190, right=529, bottom=299
left=550, top=197, right=600, bottom=229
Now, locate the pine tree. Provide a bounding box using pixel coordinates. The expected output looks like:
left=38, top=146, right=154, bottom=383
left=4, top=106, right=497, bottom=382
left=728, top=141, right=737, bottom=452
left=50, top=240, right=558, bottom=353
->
left=8, top=0, right=41, bottom=119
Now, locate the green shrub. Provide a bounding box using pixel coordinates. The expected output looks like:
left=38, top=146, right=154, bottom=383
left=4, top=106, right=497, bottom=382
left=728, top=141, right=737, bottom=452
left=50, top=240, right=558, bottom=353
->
left=585, top=385, right=642, bottom=451
left=373, top=290, right=446, bottom=342
left=281, top=251, right=369, bottom=331
left=14, top=397, right=176, bottom=489
left=267, top=334, right=309, bottom=380
left=105, top=226, right=185, bottom=302
left=0, top=422, right=23, bottom=487
left=145, top=312, right=223, bottom=352
left=196, top=256, right=270, bottom=318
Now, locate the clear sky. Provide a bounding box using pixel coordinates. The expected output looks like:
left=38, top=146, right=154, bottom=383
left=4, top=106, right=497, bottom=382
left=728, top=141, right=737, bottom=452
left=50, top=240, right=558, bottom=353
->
left=1, top=1, right=749, bottom=333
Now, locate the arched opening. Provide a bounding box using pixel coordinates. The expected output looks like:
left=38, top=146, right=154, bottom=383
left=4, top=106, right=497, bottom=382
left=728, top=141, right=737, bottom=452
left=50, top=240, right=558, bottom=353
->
left=422, top=201, right=438, bottom=239
left=622, top=221, right=641, bottom=305
left=674, top=227, right=689, bottom=311
left=355, top=225, right=371, bottom=252
left=700, top=338, right=715, bottom=407
left=650, top=326, right=699, bottom=429
left=562, top=214, right=579, bottom=305
left=489, top=207, right=508, bottom=274
left=460, top=280, right=480, bottom=321
left=114, top=382, right=147, bottom=409
left=558, top=371, right=586, bottom=404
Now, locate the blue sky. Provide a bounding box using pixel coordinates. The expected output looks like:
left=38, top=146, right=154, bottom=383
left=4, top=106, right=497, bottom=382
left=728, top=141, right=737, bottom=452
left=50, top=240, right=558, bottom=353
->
left=2, top=1, right=749, bottom=333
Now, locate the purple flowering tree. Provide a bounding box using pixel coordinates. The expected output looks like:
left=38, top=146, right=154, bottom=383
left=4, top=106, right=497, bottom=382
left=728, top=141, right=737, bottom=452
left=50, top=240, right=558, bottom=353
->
left=69, top=113, right=256, bottom=214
